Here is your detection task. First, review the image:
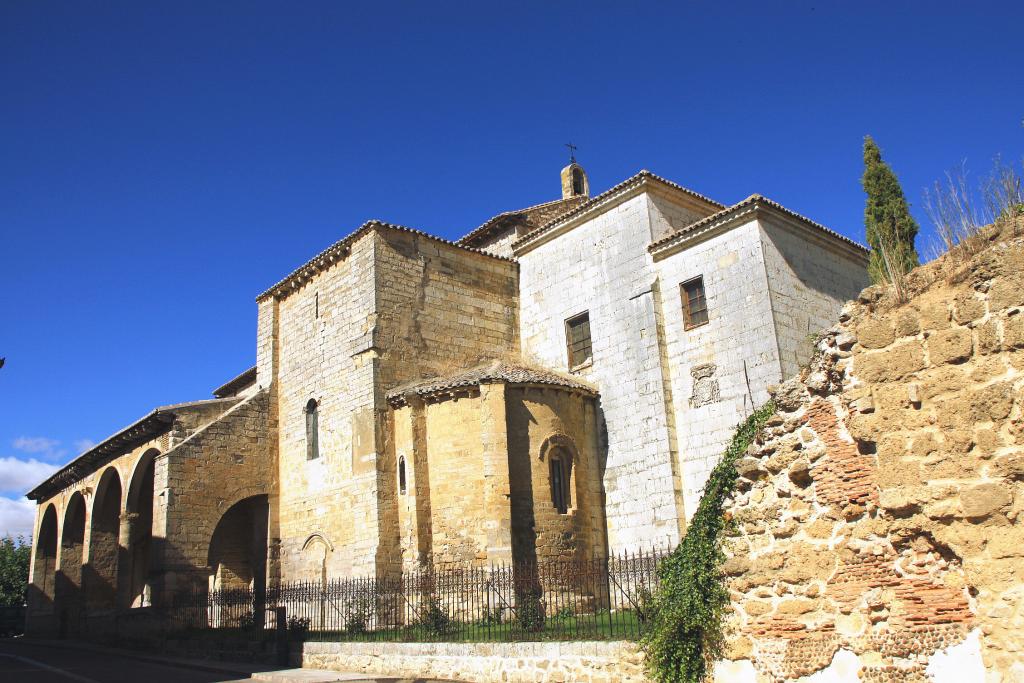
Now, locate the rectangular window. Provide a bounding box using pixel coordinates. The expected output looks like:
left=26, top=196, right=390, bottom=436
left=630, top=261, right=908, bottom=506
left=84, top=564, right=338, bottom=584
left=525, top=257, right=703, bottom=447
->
left=564, top=311, right=592, bottom=369
left=682, top=277, right=709, bottom=329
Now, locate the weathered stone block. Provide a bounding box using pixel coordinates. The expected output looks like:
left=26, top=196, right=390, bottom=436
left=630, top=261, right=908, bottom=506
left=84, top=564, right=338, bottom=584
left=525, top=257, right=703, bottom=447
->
left=856, top=316, right=896, bottom=349
left=971, top=381, right=1014, bottom=422
left=893, top=307, right=922, bottom=337
left=927, top=328, right=973, bottom=365
left=960, top=483, right=1011, bottom=519
left=855, top=342, right=926, bottom=382
left=953, top=292, right=986, bottom=324
left=988, top=275, right=1024, bottom=312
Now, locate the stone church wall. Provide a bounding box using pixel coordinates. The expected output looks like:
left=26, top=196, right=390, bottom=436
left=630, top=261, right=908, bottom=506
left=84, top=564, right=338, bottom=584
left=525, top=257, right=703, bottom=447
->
left=505, top=386, right=604, bottom=564
left=716, top=221, right=1024, bottom=681
left=155, top=390, right=274, bottom=595
left=374, top=229, right=520, bottom=569
left=265, top=226, right=520, bottom=580
left=373, top=228, right=520, bottom=389
left=390, top=382, right=602, bottom=570
left=653, top=218, right=782, bottom=519
left=420, top=393, right=492, bottom=567
left=518, top=193, right=685, bottom=552
left=647, top=190, right=714, bottom=243
left=759, top=215, right=871, bottom=380
left=268, top=231, right=381, bottom=579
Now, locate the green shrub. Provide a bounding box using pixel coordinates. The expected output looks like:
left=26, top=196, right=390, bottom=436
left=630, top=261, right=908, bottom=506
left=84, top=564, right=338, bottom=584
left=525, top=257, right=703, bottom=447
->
left=641, top=402, right=775, bottom=683
left=419, top=596, right=452, bottom=635
left=345, top=596, right=372, bottom=635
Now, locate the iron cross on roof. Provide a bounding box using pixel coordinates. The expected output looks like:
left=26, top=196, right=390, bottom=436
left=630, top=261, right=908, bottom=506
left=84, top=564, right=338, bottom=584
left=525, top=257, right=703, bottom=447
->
left=565, top=143, right=577, bottom=164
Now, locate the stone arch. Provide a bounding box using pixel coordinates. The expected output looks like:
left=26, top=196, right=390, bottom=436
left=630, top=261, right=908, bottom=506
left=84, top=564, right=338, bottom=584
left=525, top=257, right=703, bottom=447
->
left=125, top=448, right=158, bottom=608
left=207, top=495, right=269, bottom=627
left=207, top=495, right=269, bottom=591
left=301, top=532, right=333, bottom=585
left=30, top=504, right=58, bottom=612
left=57, top=491, right=87, bottom=635
left=86, top=467, right=122, bottom=610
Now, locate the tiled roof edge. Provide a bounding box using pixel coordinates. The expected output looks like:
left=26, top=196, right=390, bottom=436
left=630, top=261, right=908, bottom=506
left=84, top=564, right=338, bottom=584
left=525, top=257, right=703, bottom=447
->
left=649, top=194, right=869, bottom=256
left=212, top=366, right=257, bottom=398
left=510, top=170, right=725, bottom=252
left=256, top=220, right=517, bottom=302
left=458, top=196, right=583, bottom=246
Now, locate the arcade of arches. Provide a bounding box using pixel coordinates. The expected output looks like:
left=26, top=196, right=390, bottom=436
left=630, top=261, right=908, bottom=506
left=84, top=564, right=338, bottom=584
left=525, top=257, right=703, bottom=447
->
left=26, top=392, right=275, bottom=637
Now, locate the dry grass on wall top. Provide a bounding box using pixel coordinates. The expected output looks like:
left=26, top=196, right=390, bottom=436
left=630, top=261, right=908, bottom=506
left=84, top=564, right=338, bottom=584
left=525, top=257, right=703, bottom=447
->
left=641, top=402, right=776, bottom=683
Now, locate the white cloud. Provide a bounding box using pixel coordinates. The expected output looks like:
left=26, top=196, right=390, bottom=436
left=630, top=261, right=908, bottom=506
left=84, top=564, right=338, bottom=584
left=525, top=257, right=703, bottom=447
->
left=12, top=436, right=59, bottom=453
left=73, top=438, right=96, bottom=453
left=0, top=456, right=58, bottom=495
left=0, top=496, right=37, bottom=539
left=12, top=436, right=67, bottom=461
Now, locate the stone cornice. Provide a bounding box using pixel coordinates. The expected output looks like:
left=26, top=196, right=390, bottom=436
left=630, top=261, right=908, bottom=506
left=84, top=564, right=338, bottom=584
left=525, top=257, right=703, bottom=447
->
left=649, top=195, right=869, bottom=262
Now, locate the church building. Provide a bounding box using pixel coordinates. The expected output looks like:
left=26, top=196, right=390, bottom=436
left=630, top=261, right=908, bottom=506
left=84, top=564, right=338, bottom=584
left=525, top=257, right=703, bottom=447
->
left=24, top=162, right=868, bottom=635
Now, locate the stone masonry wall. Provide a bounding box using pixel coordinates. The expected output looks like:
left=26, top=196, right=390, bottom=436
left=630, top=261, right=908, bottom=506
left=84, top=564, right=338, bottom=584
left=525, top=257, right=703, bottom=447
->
left=156, top=390, right=275, bottom=595
left=518, top=192, right=686, bottom=551
left=265, top=225, right=520, bottom=579
left=759, top=214, right=871, bottom=380
left=269, top=231, right=381, bottom=578
left=300, top=639, right=648, bottom=683
left=716, top=220, right=1024, bottom=682
left=653, top=218, right=783, bottom=520
left=374, top=229, right=520, bottom=569
left=506, top=386, right=605, bottom=565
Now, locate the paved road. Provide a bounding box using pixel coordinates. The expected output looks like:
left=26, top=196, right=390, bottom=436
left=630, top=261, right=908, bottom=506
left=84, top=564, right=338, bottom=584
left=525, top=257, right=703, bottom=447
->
left=0, top=639, right=242, bottom=683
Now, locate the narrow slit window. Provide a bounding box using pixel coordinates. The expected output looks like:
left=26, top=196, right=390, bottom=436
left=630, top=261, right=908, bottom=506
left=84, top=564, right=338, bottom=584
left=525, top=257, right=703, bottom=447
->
left=305, top=399, right=320, bottom=460
left=314, top=292, right=319, bottom=319
left=549, top=449, right=572, bottom=514
left=565, top=311, right=592, bottom=369
left=682, top=277, right=709, bottom=329
left=398, top=456, right=407, bottom=494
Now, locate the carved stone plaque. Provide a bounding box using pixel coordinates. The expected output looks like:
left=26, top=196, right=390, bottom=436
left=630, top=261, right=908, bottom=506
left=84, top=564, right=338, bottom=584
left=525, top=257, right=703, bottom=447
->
left=689, top=363, right=720, bottom=408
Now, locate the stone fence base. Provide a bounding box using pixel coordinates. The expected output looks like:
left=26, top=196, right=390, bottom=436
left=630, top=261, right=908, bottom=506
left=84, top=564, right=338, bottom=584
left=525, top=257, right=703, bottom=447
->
left=298, top=640, right=649, bottom=683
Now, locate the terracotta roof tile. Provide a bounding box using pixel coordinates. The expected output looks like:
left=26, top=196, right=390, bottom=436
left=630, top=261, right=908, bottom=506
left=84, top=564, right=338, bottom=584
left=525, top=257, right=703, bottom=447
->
left=459, top=196, right=589, bottom=247
left=386, top=359, right=597, bottom=406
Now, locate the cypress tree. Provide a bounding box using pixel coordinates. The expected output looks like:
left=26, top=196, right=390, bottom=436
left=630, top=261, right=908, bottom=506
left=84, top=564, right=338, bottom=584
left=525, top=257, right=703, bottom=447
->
left=862, top=135, right=920, bottom=284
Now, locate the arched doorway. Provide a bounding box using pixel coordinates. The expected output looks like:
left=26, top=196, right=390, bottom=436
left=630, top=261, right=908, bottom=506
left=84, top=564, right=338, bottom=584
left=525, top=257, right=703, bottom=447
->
left=207, top=495, right=269, bottom=627
left=30, top=504, right=58, bottom=613
left=86, top=467, right=122, bottom=610
left=57, top=492, right=86, bottom=636
left=125, top=449, right=157, bottom=608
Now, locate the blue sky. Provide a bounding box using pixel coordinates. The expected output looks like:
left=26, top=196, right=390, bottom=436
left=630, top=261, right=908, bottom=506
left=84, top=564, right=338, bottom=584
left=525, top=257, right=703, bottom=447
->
left=2, top=1, right=1022, bottom=536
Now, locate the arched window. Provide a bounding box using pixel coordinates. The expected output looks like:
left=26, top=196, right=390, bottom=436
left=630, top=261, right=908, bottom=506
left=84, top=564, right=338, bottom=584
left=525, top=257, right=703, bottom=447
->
left=572, top=167, right=585, bottom=196
left=549, top=447, right=572, bottom=514
left=398, top=456, right=407, bottom=495
left=305, top=399, right=320, bottom=460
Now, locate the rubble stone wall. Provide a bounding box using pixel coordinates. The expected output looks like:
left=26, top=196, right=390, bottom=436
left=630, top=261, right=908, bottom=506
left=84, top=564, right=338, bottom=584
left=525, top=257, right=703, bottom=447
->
left=717, top=222, right=1024, bottom=682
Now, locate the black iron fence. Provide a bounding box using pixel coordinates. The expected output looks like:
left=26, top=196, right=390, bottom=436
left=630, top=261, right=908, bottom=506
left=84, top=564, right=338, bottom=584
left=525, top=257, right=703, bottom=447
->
left=168, top=549, right=667, bottom=643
